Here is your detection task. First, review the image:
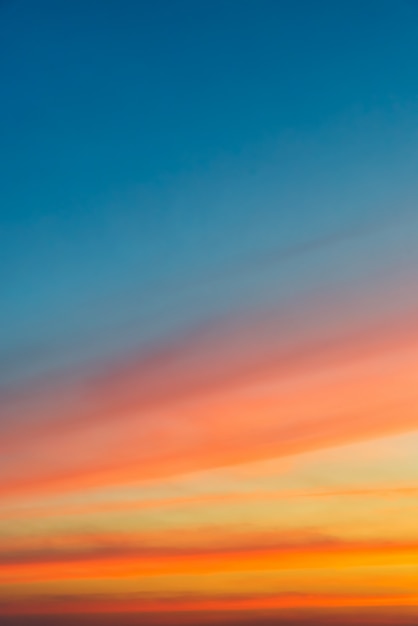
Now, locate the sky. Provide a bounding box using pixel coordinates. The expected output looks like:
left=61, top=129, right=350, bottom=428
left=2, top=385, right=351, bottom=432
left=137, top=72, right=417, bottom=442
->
left=1, top=1, right=418, bottom=624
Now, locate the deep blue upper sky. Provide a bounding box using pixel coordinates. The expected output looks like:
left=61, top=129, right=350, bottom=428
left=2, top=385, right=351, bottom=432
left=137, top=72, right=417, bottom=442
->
left=2, top=0, right=418, bottom=385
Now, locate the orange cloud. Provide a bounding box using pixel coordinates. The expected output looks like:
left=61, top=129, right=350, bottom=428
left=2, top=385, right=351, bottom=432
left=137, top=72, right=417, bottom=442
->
left=1, top=532, right=418, bottom=585
left=1, top=302, right=418, bottom=499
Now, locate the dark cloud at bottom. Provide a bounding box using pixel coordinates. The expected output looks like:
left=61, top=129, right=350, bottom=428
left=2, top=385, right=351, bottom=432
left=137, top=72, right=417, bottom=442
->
left=1, top=609, right=417, bottom=626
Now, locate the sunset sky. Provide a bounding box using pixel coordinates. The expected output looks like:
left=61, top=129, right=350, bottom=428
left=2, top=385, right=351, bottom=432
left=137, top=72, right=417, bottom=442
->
left=1, top=1, right=418, bottom=625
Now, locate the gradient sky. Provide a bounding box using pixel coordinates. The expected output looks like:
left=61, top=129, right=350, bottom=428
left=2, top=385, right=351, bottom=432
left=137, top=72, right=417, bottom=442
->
left=1, top=1, right=418, bottom=625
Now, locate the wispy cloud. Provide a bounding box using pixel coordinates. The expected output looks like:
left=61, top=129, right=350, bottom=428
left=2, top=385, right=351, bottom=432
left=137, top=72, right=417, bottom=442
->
left=1, top=298, right=418, bottom=497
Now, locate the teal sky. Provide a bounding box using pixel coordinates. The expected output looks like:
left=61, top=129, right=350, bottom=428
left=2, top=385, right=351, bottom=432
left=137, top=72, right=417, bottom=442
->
left=1, top=0, right=418, bottom=388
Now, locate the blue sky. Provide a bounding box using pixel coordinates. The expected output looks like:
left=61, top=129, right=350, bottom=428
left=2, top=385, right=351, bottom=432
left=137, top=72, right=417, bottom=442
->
left=2, top=0, right=418, bottom=386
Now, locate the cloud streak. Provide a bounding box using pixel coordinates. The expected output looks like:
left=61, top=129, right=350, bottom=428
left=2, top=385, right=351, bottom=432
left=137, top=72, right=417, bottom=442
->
left=1, top=297, right=418, bottom=497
